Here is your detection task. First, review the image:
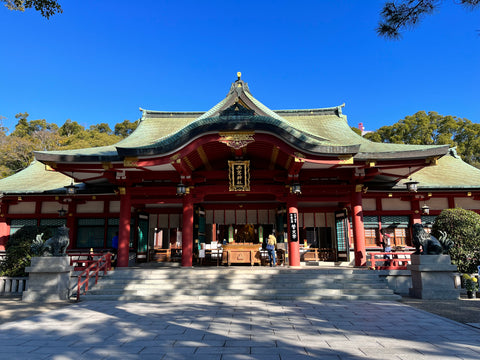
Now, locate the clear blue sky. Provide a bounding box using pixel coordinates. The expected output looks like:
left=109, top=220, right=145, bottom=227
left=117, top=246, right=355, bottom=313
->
left=0, top=0, right=478, bottom=134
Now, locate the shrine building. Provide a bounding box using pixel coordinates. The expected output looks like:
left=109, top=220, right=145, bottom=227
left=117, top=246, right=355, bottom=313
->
left=1, top=74, right=480, bottom=268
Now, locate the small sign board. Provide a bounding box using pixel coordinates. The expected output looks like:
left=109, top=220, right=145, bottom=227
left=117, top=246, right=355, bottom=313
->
left=289, top=212, right=298, bottom=242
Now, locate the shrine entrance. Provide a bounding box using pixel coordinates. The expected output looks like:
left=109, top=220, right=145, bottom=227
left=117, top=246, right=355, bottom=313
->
left=146, top=205, right=349, bottom=266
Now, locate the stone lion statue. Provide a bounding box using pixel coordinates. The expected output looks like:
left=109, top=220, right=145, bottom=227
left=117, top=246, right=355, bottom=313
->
left=31, top=226, right=70, bottom=257
left=412, top=223, right=453, bottom=255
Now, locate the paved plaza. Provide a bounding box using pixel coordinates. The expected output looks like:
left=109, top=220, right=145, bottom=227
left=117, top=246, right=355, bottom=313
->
left=0, top=299, right=479, bottom=359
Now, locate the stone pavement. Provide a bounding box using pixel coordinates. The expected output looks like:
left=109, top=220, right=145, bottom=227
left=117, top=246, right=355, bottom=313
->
left=0, top=300, right=480, bottom=359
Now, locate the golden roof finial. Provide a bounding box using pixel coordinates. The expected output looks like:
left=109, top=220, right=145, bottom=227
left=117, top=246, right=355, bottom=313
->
left=237, top=72, right=241, bottom=80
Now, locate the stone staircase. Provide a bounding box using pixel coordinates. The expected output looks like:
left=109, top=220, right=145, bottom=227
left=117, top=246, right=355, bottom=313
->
left=77, top=265, right=401, bottom=301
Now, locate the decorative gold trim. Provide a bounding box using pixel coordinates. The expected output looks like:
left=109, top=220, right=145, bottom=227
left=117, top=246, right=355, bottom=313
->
left=197, top=146, right=212, bottom=171
left=44, top=162, right=56, bottom=170
left=285, top=156, right=292, bottom=170
left=355, top=184, right=364, bottom=193
left=219, top=131, right=255, bottom=150
left=170, top=153, right=181, bottom=162
left=269, top=146, right=279, bottom=170
left=338, top=155, right=354, bottom=164
left=228, top=160, right=250, bottom=192
left=183, top=156, right=194, bottom=171
left=102, top=162, right=112, bottom=170
left=124, top=157, right=138, bottom=167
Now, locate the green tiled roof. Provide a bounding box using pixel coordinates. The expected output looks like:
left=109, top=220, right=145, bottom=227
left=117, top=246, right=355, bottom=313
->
left=34, top=77, right=448, bottom=162
left=394, top=150, right=480, bottom=189
left=0, top=161, right=78, bottom=194
left=278, top=111, right=448, bottom=158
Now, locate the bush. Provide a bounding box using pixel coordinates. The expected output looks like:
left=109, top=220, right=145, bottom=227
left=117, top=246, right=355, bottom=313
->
left=0, top=226, right=53, bottom=277
left=432, top=208, right=480, bottom=273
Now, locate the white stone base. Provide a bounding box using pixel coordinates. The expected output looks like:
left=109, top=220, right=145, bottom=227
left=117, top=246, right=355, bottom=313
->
left=22, top=257, right=73, bottom=302
left=408, top=254, right=460, bottom=300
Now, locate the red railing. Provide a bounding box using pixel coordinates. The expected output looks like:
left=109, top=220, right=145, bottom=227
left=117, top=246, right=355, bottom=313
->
left=68, top=251, right=112, bottom=271
left=76, top=253, right=111, bottom=302
left=369, top=252, right=413, bottom=270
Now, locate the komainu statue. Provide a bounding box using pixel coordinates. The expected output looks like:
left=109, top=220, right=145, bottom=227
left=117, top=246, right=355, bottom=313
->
left=412, top=223, right=453, bottom=255
left=31, top=226, right=70, bottom=256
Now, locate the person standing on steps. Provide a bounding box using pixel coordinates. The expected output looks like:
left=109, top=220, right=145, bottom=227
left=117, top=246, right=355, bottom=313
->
left=111, top=231, right=119, bottom=268
left=266, top=234, right=277, bottom=267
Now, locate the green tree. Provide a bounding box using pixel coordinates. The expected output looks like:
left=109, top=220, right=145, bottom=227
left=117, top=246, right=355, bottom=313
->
left=10, top=113, right=61, bottom=151
left=2, top=0, right=62, bottom=18
left=115, top=119, right=138, bottom=138
left=0, top=225, right=53, bottom=277
left=378, top=0, right=480, bottom=39
left=60, top=128, right=121, bottom=150
left=89, top=123, right=112, bottom=134
left=0, top=135, right=37, bottom=173
left=11, top=113, right=58, bottom=137
left=59, top=119, right=84, bottom=137
left=432, top=208, right=480, bottom=273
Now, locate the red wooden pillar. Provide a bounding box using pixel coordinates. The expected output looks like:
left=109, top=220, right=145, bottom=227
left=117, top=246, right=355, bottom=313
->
left=0, top=202, right=9, bottom=251
left=117, top=188, right=131, bottom=268
left=181, top=194, right=194, bottom=267
left=66, top=200, right=76, bottom=250
left=351, top=186, right=366, bottom=267
left=287, top=194, right=301, bottom=267
left=0, top=220, right=9, bottom=252
left=411, top=199, right=422, bottom=224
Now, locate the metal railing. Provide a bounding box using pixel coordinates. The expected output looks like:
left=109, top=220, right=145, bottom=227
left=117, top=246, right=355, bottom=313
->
left=369, top=252, right=413, bottom=270
left=76, top=253, right=111, bottom=302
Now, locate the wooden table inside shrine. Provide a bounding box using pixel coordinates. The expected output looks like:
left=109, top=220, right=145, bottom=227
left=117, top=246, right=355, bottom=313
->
left=222, top=244, right=262, bottom=266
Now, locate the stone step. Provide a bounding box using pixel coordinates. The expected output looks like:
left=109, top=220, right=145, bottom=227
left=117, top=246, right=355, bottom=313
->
left=75, top=266, right=400, bottom=302
left=89, top=282, right=390, bottom=291
left=84, top=288, right=391, bottom=297
left=81, top=293, right=401, bottom=301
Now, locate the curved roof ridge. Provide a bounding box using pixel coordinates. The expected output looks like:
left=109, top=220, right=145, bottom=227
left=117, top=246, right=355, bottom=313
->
left=275, top=105, right=345, bottom=117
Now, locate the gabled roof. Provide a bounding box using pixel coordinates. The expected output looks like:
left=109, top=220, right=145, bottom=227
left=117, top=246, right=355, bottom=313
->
left=33, top=75, right=448, bottom=164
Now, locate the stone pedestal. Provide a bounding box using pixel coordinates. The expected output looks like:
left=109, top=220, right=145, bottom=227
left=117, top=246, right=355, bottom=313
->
left=408, top=254, right=459, bottom=300
left=22, top=257, right=73, bottom=302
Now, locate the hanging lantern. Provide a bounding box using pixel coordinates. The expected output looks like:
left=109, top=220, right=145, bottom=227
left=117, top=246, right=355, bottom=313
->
left=64, top=181, right=77, bottom=195
left=291, top=183, right=302, bottom=195
left=421, top=204, right=430, bottom=215
left=405, top=179, right=419, bottom=192
left=176, top=183, right=187, bottom=196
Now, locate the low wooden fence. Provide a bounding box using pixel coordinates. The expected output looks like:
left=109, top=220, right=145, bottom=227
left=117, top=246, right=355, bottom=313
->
left=369, top=252, right=413, bottom=270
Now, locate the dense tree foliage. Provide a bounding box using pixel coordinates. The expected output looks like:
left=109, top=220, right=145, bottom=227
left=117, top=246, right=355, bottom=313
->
left=115, top=119, right=138, bottom=137
left=378, top=0, right=480, bottom=39
left=364, top=111, right=480, bottom=168
left=0, top=113, right=138, bottom=179
left=0, top=225, right=53, bottom=276
left=2, top=0, right=62, bottom=18
left=432, top=208, right=480, bottom=274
